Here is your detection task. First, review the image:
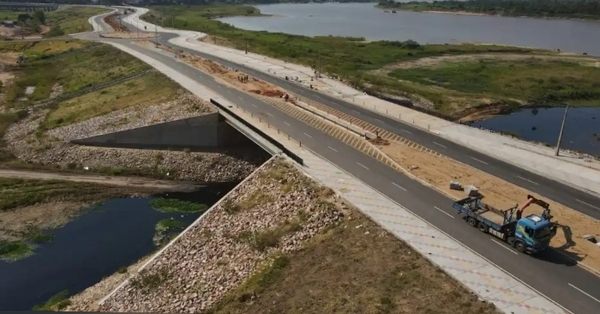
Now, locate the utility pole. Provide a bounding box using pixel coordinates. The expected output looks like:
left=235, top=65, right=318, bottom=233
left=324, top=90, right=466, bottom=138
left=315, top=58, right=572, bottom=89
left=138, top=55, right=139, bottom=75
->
left=555, top=104, right=570, bottom=156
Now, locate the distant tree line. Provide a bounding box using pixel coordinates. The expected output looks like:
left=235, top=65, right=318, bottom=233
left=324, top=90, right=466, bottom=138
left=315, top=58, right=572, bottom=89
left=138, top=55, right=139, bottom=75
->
left=379, top=0, right=600, bottom=19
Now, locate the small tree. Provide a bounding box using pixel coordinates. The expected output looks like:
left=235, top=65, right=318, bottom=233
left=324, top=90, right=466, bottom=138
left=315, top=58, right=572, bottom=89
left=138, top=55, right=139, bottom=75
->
left=34, top=10, right=45, bottom=24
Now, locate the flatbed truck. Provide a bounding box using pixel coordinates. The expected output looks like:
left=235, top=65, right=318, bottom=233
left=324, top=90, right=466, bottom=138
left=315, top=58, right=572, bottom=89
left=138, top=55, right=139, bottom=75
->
left=453, top=195, right=557, bottom=254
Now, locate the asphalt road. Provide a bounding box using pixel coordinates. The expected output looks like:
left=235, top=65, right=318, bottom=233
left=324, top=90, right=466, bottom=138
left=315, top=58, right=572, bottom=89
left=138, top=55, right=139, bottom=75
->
left=87, top=15, right=600, bottom=313
left=152, top=32, right=600, bottom=222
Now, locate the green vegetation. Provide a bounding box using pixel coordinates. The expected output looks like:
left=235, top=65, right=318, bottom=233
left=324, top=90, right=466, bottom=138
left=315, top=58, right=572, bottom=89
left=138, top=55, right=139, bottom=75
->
left=130, top=267, right=171, bottom=293
left=149, top=198, right=208, bottom=213
left=237, top=216, right=302, bottom=252
left=44, top=6, right=110, bottom=36
left=42, top=72, right=179, bottom=129
left=32, top=290, right=71, bottom=311
left=0, top=240, right=34, bottom=262
left=2, top=41, right=149, bottom=107
left=389, top=58, right=600, bottom=109
left=156, top=218, right=185, bottom=231
left=0, top=178, right=130, bottom=211
left=378, top=0, right=600, bottom=20
left=141, top=5, right=600, bottom=118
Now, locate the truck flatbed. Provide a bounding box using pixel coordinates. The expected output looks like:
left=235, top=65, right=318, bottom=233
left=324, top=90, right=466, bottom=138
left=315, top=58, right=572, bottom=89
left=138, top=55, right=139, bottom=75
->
left=480, top=210, right=505, bottom=225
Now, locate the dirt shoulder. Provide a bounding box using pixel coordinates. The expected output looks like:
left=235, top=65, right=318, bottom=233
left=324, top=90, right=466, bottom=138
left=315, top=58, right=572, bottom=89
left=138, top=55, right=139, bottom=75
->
left=66, top=157, right=499, bottom=314
left=377, top=141, right=600, bottom=271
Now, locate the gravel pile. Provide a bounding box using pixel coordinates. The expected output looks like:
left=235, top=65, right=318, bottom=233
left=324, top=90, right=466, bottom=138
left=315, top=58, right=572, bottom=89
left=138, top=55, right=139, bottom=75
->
left=3, top=91, right=261, bottom=182
left=71, top=158, right=343, bottom=313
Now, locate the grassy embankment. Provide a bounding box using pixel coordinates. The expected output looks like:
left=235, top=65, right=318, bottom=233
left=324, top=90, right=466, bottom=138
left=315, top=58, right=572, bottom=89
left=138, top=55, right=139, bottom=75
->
left=142, top=5, right=600, bottom=119
left=0, top=6, right=109, bottom=38
left=0, top=40, right=179, bottom=169
left=376, top=0, right=600, bottom=20
left=206, top=201, right=498, bottom=314
left=0, top=177, right=142, bottom=262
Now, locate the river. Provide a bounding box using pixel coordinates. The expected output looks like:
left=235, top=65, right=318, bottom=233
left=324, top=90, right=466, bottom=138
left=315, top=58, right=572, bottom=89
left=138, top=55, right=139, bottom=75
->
left=0, top=184, right=236, bottom=310
left=471, top=107, right=600, bottom=158
left=218, top=2, right=600, bottom=56
left=219, top=2, right=600, bottom=155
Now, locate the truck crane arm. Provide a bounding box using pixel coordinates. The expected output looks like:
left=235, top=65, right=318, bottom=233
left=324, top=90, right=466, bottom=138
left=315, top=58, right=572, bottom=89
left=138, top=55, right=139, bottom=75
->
left=515, top=195, right=552, bottom=220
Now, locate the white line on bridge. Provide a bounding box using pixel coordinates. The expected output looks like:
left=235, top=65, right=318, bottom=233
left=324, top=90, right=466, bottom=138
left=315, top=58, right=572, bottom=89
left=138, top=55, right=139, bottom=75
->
left=266, top=112, right=273, bottom=117
left=517, top=175, right=540, bottom=186
left=249, top=103, right=257, bottom=108
left=352, top=110, right=361, bottom=115
left=569, top=283, right=600, bottom=304
left=401, top=128, right=413, bottom=135
left=392, top=182, right=407, bottom=191
left=433, top=141, right=447, bottom=149
left=283, top=121, right=291, bottom=126
left=434, top=206, right=454, bottom=218
left=576, top=199, right=600, bottom=210
left=374, top=118, right=384, bottom=123
left=304, top=133, right=313, bottom=138
left=469, top=156, right=489, bottom=165
left=491, top=238, right=517, bottom=255
left=328, top=146, right=338, bottom=152
left=238, top=96, right=244, bottom=101
left=356, top=162, right=369, bottom=170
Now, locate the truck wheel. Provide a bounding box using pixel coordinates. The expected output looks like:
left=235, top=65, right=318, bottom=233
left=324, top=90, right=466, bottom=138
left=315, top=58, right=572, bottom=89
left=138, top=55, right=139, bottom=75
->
left=478, top=223, right=489, bottom=233
left=467, top=217, right=477, bottom=227
left=507, top=237, right=515, bottom=246
left=515, top=241, right=526, bottom=253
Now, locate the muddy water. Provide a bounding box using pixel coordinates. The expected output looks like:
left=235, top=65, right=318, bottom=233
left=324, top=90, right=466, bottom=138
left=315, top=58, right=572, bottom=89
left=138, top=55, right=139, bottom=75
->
left=471, top=107, right=600, bottom=158
left=0, top=184, right=237, bottom=310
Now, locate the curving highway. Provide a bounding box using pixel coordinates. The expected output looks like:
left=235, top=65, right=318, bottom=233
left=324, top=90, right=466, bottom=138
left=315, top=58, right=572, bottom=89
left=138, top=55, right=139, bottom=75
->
left=82, top=11, right=600, bottom=314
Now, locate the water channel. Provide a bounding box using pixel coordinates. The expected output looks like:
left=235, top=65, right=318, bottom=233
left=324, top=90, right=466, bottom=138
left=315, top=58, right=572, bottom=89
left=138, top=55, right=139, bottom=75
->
left=0, top=184, right=236, bottom=310
left=219, top=2, right=600, bottom=156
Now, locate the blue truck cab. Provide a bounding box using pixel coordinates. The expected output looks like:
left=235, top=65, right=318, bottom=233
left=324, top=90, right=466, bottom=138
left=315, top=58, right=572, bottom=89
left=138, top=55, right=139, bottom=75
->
left=453, top=195, right=557, bottom=254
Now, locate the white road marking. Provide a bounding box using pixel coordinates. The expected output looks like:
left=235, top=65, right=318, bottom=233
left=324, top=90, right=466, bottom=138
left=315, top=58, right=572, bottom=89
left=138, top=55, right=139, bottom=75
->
left=469, top=156, right=489, bottom=165
left=491, top=239, right=518, bottom=255
left=374, top=118, right=384, bottom=123
left=238, top=96, right=243, bottom=101
left=401, top=128, right=413, bottom=135
left=576, top=199, right=600, bottom=210
left=328, top=146, right=338, bottom=152
left=569, top=283, right=600, bottom=304
left=434, top=206, right=454, bottom=218
left=352, top=110, right=361, bottom=115
left=266, top=112, right=273, bottom=117
left=392, top=182, right=407, bottom=191
left=433, top=141, right=447, bottom=149
left=227, top=90, right=232, bottom=94
left=249, top=103, right=257, bottom=108
left=304, top=133, right=313, bottom=138
left=283, top=121, right=291, bottom=126
left=516, top=175, right=540, bottom=186
left=356, top=162, right=369, bottom=170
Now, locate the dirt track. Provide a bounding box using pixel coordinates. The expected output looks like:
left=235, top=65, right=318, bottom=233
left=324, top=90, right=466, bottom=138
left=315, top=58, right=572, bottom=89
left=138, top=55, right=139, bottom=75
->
left=0, top=169, right=205, bottom=192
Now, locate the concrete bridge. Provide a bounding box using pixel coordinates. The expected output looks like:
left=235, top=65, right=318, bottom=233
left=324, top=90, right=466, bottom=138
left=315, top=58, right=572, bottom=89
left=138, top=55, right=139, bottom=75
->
left=0, top=2, right=59, bottom=12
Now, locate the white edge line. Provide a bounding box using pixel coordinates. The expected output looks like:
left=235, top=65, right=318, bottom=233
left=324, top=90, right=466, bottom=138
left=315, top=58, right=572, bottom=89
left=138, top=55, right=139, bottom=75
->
left=401, top=128, right=414, bottom=134
left=434, top=206, right=454, bottom=218
left=328, top=146, right=338, bottom=152
left=266, top=112, right=274, bottom=117
left=356, top=162, right=369, bottom=170
left=568, top=283, right=600, bottom=304
left=491, top=238, right=518, bottom=255
left=98, top=156, right=277, bottom=305
left=517, top=175, right=540, bottom=186
left=304, top=133, right=313, bottom=138
left=433, top=141, right=447, bottom=149
left=283, top=121, right=291, bottom=126
left=469, top=156, right=489, bottom=165
left=392, top=182, right=407, bottom=191
left=576, top=199, right=600, bottom=210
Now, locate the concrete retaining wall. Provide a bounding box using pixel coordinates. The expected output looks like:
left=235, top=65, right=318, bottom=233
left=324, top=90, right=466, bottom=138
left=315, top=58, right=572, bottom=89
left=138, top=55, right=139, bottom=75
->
left=72, top=113, right=256, bottom=152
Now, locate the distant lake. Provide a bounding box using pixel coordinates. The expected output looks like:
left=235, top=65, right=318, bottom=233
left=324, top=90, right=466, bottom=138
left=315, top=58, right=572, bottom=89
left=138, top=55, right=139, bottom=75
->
left=471, top=107, right=600, bottom=158
left=218, top=2, right=600, bottom=56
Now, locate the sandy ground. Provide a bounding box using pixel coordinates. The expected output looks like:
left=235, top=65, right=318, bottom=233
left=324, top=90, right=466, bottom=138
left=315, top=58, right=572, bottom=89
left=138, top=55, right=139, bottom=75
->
left=377, top=141, right=600, bottom=271
left=0, top=169, right=204, bottom=192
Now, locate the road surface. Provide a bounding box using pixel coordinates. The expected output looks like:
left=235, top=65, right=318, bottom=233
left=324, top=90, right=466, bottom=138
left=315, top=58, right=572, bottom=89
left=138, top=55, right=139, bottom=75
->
left=83, top=15, right=600, bottom=314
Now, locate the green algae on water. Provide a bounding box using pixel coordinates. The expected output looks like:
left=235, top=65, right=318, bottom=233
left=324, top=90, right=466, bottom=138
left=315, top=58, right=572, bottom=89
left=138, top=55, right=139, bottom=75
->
left=148, top=198, right=208, bottom=213
left=0, top=241, right=34, bottom=262
left=32, top=290, right=71, bottom=311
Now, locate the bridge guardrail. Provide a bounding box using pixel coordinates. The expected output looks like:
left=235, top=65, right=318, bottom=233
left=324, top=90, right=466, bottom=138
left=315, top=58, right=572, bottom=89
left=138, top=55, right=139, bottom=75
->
left=210, top=98, right=304, bottom=166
